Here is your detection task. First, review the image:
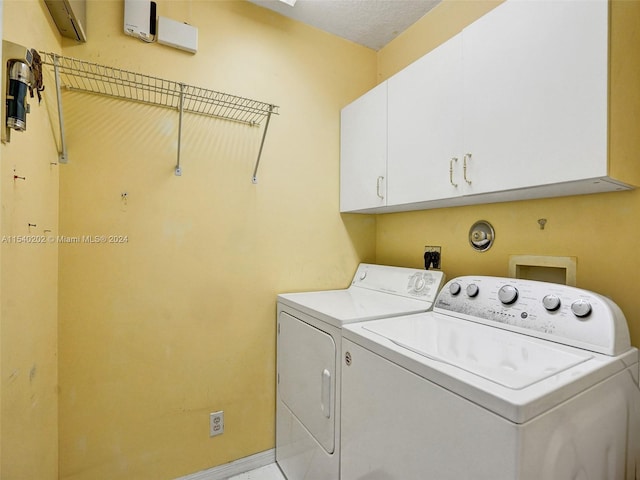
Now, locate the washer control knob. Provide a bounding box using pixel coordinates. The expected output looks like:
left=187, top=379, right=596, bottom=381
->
left=466, top=283, right=479, bottom=298
left=498, top=285, right=518, bottom=305
left=571, top=299, right=592, bottom=318
left=542, top=294, right=562, bottom=312
left=449, top=282, right=461, bottom=296
left=359, top=271, right=367, bottom=281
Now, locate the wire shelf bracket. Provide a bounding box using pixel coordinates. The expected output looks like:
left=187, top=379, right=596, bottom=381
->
left=40, top=52, right=279, bottom=181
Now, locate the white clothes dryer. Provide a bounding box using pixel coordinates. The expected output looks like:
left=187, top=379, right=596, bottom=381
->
left=341, top=276, right=640, bottom=480
left=276, top=264, right=445, bottom=480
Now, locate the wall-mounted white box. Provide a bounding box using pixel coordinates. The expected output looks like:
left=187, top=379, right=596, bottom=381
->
left=508, top=255, right=577, bottom=286
left=124, top=0, right=155, bottom=42
left=157, top=16, right=198, bottom=54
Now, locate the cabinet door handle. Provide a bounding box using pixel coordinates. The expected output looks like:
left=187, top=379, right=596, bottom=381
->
left=449, top=157, right=458, bottom=187
left=320, top=369, right=331, bottom=419
left=463, top=153, right=472, bottom=185
left=376, top=176, right=385, bottom=199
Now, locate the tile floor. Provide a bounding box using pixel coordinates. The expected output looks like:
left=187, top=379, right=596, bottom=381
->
left=227, top=463, right=286, bottom=480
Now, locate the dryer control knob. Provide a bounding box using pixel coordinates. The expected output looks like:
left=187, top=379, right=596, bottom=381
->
left=542, top=294, right=561, bottom=311
left=449, top=282, right=461, bottom=296
left=571, top=299, right=592, bottom=318
left=466, top=283, right=479, bottom=298
left=411, top=274, right=426, bottom=292
left=498, top=285, right=518, bottom=305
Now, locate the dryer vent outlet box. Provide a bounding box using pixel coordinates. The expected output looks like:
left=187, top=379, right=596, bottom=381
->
left=157, top=16, right=198, bottom=54
left=45, top=0, right=87, bottom=42
left=124, top=0, right=157, bottom=42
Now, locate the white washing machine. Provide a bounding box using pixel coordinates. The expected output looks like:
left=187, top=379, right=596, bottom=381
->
left=276, top=263, right=445, bottom=480
left=341, top=276, right=640, bottom=480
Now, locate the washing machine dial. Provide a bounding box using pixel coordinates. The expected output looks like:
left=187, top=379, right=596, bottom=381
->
left=449, top=282, right=461, bottom=296
left=498, top=285, right=518, bottom=305
left=542, top=294, right=561, bottom=312
left=466, top=283, right=479, bottom=298
left=571, top=299, right=592, bottom=318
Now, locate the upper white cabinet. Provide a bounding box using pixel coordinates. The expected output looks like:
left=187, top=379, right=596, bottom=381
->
left=387, top=34, right=463, bottom=207
left=340, top=82, right=387, bottom=212
left=340, top=0, right=636, bottom=214
left=460, top=0, right=608, bottom=195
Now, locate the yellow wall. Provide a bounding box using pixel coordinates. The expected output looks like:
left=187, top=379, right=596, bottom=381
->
left=4, top=1, right=638, bottom=479
left=375, top=0, right=640, bottom=347
left=1, top=1, right=62, bottom=479
left=55, top=1, right=375, bottom=479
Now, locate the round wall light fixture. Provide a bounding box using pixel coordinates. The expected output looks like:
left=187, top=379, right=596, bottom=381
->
left=469, top=220, right=495, bottom=252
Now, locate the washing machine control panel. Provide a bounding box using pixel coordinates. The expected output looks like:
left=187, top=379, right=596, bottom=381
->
left=436, top=276, right=630, bottom=356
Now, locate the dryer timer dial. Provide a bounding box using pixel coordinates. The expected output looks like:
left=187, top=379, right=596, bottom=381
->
left=410, top=273, right=427, bottom=293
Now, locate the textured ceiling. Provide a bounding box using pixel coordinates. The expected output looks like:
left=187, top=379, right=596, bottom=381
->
left=247, top=0, right=442, bottom=51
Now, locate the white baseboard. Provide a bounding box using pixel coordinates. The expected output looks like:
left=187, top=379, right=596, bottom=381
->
left=174, top=449, right=276, bottom=480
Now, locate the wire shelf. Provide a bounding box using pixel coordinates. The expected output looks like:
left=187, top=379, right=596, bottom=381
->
left=39, top=52, right=278, bottom=181
left=40, top=52, right=278, bottom=126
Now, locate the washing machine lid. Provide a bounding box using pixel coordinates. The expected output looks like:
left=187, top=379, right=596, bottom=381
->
left=362, top=314, right=592, bottom=390
left=278, top=288, right=432, bottom=328
left=344, top=312, right=638, bottom=423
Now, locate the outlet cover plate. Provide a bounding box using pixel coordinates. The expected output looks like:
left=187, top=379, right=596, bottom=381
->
left=210, top=411, right=224, bottom=437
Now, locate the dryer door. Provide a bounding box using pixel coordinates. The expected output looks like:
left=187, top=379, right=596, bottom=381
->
left=278, top=311, right=336, bottom=453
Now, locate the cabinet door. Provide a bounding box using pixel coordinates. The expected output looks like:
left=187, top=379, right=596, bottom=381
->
left=340, top=82, right=387, bottom=212
left=388, top=34, right=464, bottom=205
left=462, top=0, right=608, bottom=195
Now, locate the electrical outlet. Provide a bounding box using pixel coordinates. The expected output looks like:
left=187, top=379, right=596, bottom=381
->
left=210, top=411, right=224, bottom=437
left=424, top=246, right=442, bottom=270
